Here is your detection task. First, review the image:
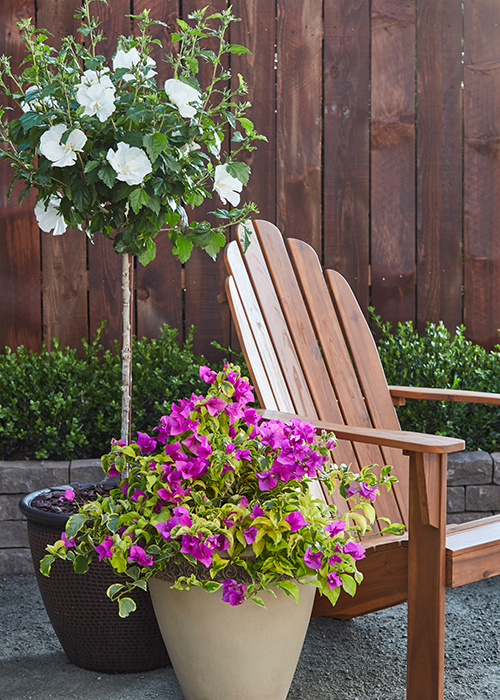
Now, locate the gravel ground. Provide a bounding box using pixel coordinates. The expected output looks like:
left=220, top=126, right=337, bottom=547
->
left=0, top=574, right=499, bottom=700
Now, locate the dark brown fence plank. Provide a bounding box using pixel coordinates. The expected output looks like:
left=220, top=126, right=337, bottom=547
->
left=276, top=0, right=322, bottom=252
left=134, top=0, right=183, bottom=342
left=230, top=0, right=276, bottom=223
left=416, top=0, right=463, bottom=334
left=0, top=0, right=41, bottom=353
left=36, top=0, right=88, bottom=351
left=463, top=0, right=500, bottom=349
left=323, top=0, right=370, bottom=312
left=182, top=0, right=231, bottom=362
left=370, top=0, right=416, bottom=326
left=86, top=2, right=131, bottom=352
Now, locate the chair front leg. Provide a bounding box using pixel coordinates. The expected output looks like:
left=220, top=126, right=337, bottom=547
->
left=406, top=451, right=447, bottom=700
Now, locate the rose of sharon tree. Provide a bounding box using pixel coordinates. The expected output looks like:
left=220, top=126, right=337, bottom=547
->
left=0, top=1, right=263, bottom=442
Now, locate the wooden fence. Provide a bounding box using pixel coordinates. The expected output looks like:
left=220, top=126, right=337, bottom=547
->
left=1, top=0, right=500, bottom=362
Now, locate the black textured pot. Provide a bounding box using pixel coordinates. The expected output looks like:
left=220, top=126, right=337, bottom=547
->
left=19, top=486, right=170, bottom=674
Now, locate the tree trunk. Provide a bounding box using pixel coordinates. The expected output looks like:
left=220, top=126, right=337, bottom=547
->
left=120, top=252, right=134, bottom=444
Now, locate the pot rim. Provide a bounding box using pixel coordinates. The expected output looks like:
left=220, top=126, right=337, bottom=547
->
left=18, top=482, right=117, bottom=527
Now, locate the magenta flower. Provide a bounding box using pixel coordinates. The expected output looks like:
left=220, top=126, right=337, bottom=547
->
left=172, top=506, right=193, bottom=526
left=239, top=496, right=249, bottom=508
left=325, top=520, right=346, bottom=537
left=359, top=482, right=378, bottom=502
left=243, top=526, right=258, bottom=544
left=127, top=544, right=153, bottom=566
left=257, top=470, right=278, bottom=491
left=221, top=578, right=247, bottom=606
left=225, top=402, right=245, bottom=424
left=131, top=488, right=146, bottom=502
left=111, top=437, right=126, bottom=447
left=204, top=396, right=228, bottom=417
left=343, top=541, right=366, bottom=561
left=327, top=571, right=342, bottom=590
left=59, top=488, right=75, bottom=502
left=94, top=535, right=114, bottom=562
left=328, top=554, right=342, bottom=565
left=251, top=503, right=265, bottom=518
left=120, top=481, right=129, bottom=495
left=136, top=431, right=157, bottom=454
left=199, top=365, right=216, bottom=384
left=285, top=511, right=308, bottom=532
left=235, top=448, right=251, bottom=461
left=304, top=547, right=322, bottom=570
left=108, top=463, right=120, bottom=477
left=207, top=533, right=230, bottom=551
left=155, top=517, right=179, bottom=540
left=61, top=532, right=75, bottom=548
left=180, top=534, right=213, bottom=567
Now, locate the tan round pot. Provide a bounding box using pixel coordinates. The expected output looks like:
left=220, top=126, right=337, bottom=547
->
left=148, top=578, right=315, bottom=700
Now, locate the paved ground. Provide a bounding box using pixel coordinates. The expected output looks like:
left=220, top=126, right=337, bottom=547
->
left=1, top=574, right=499, bottom=700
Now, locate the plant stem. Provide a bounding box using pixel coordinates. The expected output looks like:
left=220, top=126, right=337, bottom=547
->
left=120, top=251, right=133, bottom=445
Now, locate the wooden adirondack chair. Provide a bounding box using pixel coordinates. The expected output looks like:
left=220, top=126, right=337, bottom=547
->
left=220, top=219, right=500, bottom=700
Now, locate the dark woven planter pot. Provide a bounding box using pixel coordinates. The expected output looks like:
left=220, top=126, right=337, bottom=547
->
left=19, top=486, right=170, bottom=674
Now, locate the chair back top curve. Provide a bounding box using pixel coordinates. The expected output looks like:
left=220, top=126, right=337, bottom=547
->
left=224, top=220, right=409, bottom=528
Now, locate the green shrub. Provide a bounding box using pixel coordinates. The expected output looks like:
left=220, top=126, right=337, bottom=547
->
left=372, top=312, right=500, bottom=452
left=0, top=324, right=209, bottom=461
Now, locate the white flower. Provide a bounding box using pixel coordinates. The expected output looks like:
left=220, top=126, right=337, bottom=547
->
left=76, top=71, right=116, bottom=122
left=106, top=142, right=152, bottom=186
left=34, top=195, right=67, bottom=236
left=22, top=86, right=55, bottom=112
left=113, top=48, right=156, bottom=81
left=164, top=78, right=201, bottom=119
left=39, top=124, right=87, bottom=167
left=213, top=164, right=243, bottom=207
left=77, top=69, right=114, bottom=91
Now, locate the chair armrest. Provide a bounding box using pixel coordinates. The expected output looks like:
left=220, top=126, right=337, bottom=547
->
left=388, top=385, right=500, bottom=406
left=257, top=409, right=465, bottom=454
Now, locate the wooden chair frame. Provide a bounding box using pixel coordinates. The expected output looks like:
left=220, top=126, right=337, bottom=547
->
left=220, top=219, right=500, bottom=700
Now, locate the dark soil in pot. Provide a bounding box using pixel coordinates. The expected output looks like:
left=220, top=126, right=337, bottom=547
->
left=19, top=483, right=170, bottom=674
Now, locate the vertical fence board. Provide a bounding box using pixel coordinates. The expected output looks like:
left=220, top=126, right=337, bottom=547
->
left=416, top=0, right=463, bottom=334
left=230, top=0, right=277, bottom=223
left=36, top=0, right=89, bottom=351
left=134, top=0, right=183, bottom=341
left=276, top=0, right=322, bottom=252
left=0, top=0, right=41, bottom=352
left=463, top=0, right=500, bottom=349
left=182, top=0, right=231, bottom=362
left=371, top=0, right=416, bottom=326
left=323, top=0, right=370, bottom=311
left=87, top=2, right=130, bottom=351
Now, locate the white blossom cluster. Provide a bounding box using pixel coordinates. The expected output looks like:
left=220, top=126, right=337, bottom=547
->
left=33, top=48, right=245, bottom=236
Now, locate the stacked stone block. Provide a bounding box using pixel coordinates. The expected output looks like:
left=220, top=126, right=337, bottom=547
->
left=0, top=459, right=105, bottom=575
left=447, top=452, right=500, bottom=524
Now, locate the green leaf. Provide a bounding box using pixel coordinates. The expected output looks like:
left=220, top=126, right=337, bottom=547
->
left=340, top=573, right=357, bottom=597
left=226, top=161, right=251, bottom=186
left=250, top=595, right=266, bottom=608
left=66, top=513, right=88, bottom=538
left=276, top=580, right=300, bottom=604
left=107, top=583, right=125, bottom=599
left=226, top=44, right=251, bottom=55
left=172, top=236, right=193, bottom=263
left=98, top=165, right=117, bottom=189
left=74, top=554, right=90, bottom=574
left=84, top=160, right=100, bottom=173
left=143, top=132, right=168, bottom=164
left=202, top=581, right=222, bottom=593
left=118, top=597, right=137, bottom=618
left=129, top=188, right=149, bottom=214
left=19, top=111, right=45, bottom=132
left=137, top=238, right=156, bottom=266
left=238, top=117, right=254, bottom=134
left=132, top=580, right=148, bottom=592
left=40, top=555, right=55, bottom=576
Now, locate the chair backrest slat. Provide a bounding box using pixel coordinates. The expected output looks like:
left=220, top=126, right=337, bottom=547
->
left=326, top=269, right=410, bottom=522
left=286, top=238, right=404, bottom=525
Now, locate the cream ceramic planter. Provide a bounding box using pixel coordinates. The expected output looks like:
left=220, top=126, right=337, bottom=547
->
left=149, top=578, right=315, bottom=700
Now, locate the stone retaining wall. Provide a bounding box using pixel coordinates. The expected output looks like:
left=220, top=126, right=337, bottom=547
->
left=0, top=459, right=105, bottom=575
left=1, top=452, right=499, bottom=575
left=446, top=451, right=500, bottom=524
